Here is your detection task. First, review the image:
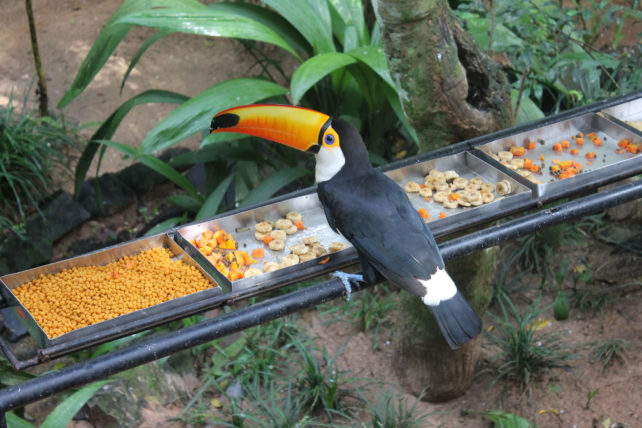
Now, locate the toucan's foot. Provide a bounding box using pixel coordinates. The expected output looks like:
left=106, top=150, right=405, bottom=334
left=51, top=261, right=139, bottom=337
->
left=332, top=271, right=364, bottom=301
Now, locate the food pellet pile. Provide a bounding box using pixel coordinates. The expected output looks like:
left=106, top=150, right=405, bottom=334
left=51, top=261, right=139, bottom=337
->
left=11, top=247, right=213, bottom=338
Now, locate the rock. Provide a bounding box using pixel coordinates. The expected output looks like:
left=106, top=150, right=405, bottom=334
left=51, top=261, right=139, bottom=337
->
left=78, top=173, right=135, bottom=217
left=0, top=191, right=90, bottom=274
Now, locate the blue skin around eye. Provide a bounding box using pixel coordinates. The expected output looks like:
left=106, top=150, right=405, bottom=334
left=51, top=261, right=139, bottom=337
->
left=325, top=134, right=334, bottom=145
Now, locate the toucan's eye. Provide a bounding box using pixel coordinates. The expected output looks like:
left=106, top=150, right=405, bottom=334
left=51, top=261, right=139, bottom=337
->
left=324, top=134, right=335, bottom=145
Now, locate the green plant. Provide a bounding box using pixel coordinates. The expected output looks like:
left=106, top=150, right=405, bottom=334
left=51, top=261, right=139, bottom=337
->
left=60, top=0, right=414, bottom=223
left=585, top=387, right=600, bottom=410
left=6, top=380, right=110, bottom=428
left=0, top=89, right=80, bottom=227
left=366, top=386, right=432, bottom=428
left=456, top=0, right=642, bottom=116
left=477, top=410, right=536, bottom=428
left=288, top=334, right=357, bottom=419
left=320, top=284, right=397, bottom=350
left=488, top=294, right=575, bottom=386
left=591, top=338, right=631, bottom=372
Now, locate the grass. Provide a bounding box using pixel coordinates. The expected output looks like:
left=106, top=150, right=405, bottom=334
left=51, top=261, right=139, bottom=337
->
left=319, top=284, right=398, bottom=350
left=488, top=294, right=576, bottom=387
left=0, top=88, right=81, bottom=229
left=590, top=338, right=631, bottom=372
left=364, top=386, right=432, bottom=428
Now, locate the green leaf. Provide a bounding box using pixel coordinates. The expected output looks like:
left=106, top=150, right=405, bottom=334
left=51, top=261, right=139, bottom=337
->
left=328, top=0, right=368, bottom=46
left=290, top=53, right=357, bottom=105
left=262, top=0, right=335, bottom=54
left=40, top=381, right=111, bottom=428
left=207, top=2, right=310, bottom=57
left=480, top=410, right=536, bottom=428
left=170, top=143, right=266, bottom=167
left=511, top=89, right=545, bottom=125
left=139, top=78, right=288, bottom=154
left=97, top=140, right=201, bottom=200
left=196, top=174, right=234, bottom=220
left=58, top=0, right=196, bottom=108
left=120, top=29, right=173, bottom=94
left=74, top=90, right=189, bottom=197
left=239, top=167, right=310, bottom=208
left=144, top=216, right=189, bottom=236
left=168, top=194, right=202, bottom=212
left=114, top=7, right=298, bottom=58
left=6, top=412, right=36, bottom=428
left=347, top=46, right=395, bottom=89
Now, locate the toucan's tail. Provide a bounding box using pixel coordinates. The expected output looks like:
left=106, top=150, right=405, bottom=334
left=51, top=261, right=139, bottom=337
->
left=428, top=291, right=482, bottom=349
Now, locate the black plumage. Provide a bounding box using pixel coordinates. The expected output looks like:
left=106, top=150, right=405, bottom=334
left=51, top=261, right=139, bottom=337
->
left=317, top=118, right=482, bottom=349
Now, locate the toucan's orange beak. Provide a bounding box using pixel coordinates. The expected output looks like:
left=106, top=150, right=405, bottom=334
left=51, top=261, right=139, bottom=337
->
left=210, top=104, right=331, bottom=153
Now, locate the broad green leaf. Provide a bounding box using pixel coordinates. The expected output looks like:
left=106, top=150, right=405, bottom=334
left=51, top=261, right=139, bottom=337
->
left=480, top=410, right=536, bottom=428
left=140, top=78, right=288, bottom=154
left=511, top=89, right=545, bottom=125
left=40, top=381, right=111, bottom=428
left=114, top=7, right=297, bottom=57
left=291, top=53, right=357, bottom=105
left=384, top=85, right=418, bottom=145
left=170, top=143, right=267, bottom=167
left=239, top=167, right=310, bottom=208
left=347, top=46, right=395, bottom=89
left=58, top=0, right=200, bottom=107
left=74, top=90, right=189, bottom=197
left=97, top=140, right=201, bottom=200
left=262, top=0, right=335, bottom=54
left=6, top=412, right=36, bottom=428
left=144, top=216, right=189, bottom=236
left=207, top=2, right=309, bottom=57
left=196, top=174, right=234, bottom=220
left=168, top=194, right=202, bottom=212
left=328, top=0, right=367, bottom=46
left=120, top=29, right=173, bottom=94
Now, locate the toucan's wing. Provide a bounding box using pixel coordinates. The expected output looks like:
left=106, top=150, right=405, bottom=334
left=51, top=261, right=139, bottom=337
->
left=317, top=168, right=444, bottom=295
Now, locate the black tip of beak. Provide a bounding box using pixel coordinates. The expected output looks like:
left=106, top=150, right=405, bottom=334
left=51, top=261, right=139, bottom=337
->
left=210, top=113, right=240, bottom=133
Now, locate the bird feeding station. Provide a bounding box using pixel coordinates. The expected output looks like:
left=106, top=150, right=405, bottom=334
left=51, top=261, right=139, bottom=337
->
left=0, top=92, right=640, bottom=424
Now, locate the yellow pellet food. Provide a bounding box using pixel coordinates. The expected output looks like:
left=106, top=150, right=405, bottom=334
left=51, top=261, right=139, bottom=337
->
left=11, top=247, right=213, bottom=338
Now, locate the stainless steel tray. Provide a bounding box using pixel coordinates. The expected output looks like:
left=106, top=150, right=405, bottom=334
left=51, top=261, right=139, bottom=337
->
left=599, top=96, right=642, bottom=136
left=175, top=193, right=355, bottom=292
left=385, top=152, right=531, bottom=232
left=474, top=113, right=642, bottom=198
left=0, top=234, right=221, bottom=348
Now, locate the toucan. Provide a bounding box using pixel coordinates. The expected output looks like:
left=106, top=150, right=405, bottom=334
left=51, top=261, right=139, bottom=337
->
left=210, top=104, right=482, bottom=349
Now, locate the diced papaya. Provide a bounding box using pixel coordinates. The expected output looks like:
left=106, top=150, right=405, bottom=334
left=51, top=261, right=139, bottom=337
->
left=510, top=146, right=526, bottom=156
left=251, top=248, right=264, bottom=259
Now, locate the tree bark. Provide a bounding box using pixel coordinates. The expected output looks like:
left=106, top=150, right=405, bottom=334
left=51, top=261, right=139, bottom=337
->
left=372, top=0, right=511, bottom=401
left=392, top=247, right=497, bottom=401
left=373, top=0, right=511, bottom=152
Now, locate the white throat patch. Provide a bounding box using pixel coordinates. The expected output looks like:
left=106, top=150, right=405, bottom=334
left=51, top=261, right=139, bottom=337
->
left=315, top=145, right=345, bottom=183
left=419, top=268, right=458, bottom=306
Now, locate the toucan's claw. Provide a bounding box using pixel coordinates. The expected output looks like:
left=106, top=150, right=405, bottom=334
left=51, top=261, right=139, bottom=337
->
left=332, top=271, right=363, bottom=301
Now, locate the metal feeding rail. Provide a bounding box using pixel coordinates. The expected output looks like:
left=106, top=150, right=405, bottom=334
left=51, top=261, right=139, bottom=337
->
left=0, top=92, right=640, bottom=422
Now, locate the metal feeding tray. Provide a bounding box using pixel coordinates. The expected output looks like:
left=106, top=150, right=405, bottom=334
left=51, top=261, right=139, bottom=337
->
left=0, top=234, right=221, bottom=349
left=474, top=113, right=642, bottom=198
left=175, top=193, right=355, bottom=293
left=599, top=96, right=642, bottom=136
left=385, top=151, right=531, bottom=233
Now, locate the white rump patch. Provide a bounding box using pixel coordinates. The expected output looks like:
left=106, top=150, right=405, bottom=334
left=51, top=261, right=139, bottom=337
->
left=420, top=268, right=458, bottom=306
left=315, top=146, right=345, bottom=183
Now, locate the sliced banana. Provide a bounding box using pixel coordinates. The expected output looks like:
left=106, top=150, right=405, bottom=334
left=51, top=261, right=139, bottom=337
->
left=443, top=170, right=459, bottom=181
left=496, top=180, right=512, bottom=196
left=268, top=239, right=285, bottom=251
left=404, top=181, right=421, bottom=193
left=270, top=229, right=286, bottom=241
left=289, top=244, right=310, bottom=255
left=302, top=235, right=319, bottom=245
left=244, top=268, right=262, bottom=278
left=263, top=262, right=279, bottom=273
left=419, top=187, right=433, bottom=198
left=328, top=242, right=347, bottom=252
left=254, top=231, right=266, bottom=241
left=452, top=177, right=468, bottom=189
left=254, top=221, right=273, bottom=233
left=275, top=218, right=293, bottom=230
left=433, top=191, right=448, bottom=203
left=285, top=211, right=302, bottom=222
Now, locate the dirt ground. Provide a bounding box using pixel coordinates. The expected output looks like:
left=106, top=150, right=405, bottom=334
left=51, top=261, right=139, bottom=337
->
left=1, top=1, right=641, bottom=427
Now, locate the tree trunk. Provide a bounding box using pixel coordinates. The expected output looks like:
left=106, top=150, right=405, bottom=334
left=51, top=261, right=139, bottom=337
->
left=392, top=247, right=497, bottom=401
left=373, top=0, right=511, bottom=152
left=372, top=0, right=511, bottom=401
